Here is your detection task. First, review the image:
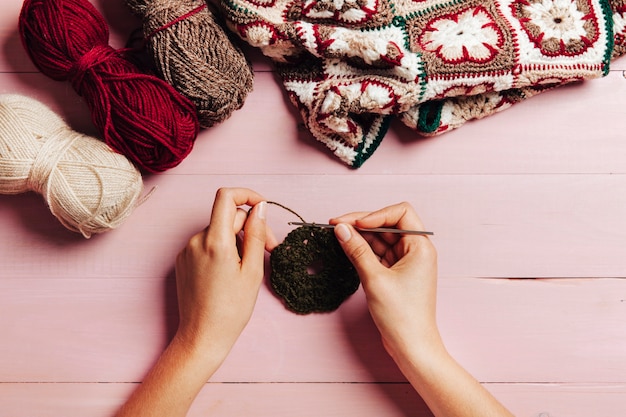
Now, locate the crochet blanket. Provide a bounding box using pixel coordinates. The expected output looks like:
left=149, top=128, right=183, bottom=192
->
left=218, top=0, right=626, bottom=167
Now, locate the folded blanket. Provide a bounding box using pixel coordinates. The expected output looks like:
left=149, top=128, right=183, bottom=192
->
left=218, top=0, right=626, bottom=166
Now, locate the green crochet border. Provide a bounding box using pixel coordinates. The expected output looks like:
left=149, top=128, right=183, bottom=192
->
left=599, top=0, right=615, bottom=76
left=417, top=100, right=444, bottom=134
left=351, top=115, right=393, bottom=168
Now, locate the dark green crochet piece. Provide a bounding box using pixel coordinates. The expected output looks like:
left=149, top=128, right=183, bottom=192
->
left=270, top=226, right=360, bottom=314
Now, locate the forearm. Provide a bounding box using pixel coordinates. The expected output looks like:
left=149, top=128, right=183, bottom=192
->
left=393, top=340, right=514, bottom=417
left=115, top=334, right=225, bottom=417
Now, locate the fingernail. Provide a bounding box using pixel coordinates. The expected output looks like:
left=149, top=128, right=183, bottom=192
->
left=335, top=223, right=351, bottom=243
left=257, top=201, right=267, bottom=220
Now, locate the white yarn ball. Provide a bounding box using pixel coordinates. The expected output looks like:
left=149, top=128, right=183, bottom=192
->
left=0, top=94, right=145, bottom=238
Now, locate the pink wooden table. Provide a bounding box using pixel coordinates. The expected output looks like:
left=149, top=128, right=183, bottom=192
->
left=1, top=1, right=626, bottom=416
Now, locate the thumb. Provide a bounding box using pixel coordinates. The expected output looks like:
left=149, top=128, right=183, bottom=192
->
left=241, top=201, right=267, bottom=277
left=334, top=223, right=382, bottom=280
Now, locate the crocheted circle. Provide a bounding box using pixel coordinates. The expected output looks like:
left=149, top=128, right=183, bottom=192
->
left=270, top=226, right=360, bottom=314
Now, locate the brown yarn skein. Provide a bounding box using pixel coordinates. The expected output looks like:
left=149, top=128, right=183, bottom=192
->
left=126, top=0, right=254, bottom=128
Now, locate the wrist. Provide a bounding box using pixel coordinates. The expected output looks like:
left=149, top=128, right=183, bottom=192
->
left=384, top=326, right=447, bottom=373
left=170, top=329, right=230, bottom=374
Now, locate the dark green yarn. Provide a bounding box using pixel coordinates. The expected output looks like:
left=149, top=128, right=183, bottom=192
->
left=270, top=226, right=360, bottom=314
left=417, top=100, right=444, bottom=134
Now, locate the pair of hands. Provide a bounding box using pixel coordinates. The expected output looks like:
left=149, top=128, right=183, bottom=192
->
left=120, top=187, right=513, bottom=417
left=174, top=187, right=439, bottom=363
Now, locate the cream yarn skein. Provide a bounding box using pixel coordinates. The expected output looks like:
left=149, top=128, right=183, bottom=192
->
left=0, top=94, right=144, bottom=238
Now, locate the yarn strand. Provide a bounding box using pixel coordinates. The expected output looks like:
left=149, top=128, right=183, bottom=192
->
left=266, top=201, right=306, bottom=224
left=145, top=3, right=207, bottom=40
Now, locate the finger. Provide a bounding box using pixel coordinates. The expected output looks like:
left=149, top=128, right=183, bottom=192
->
left=364, top=233, right=397, bottom=258
left=329, top=211, right=372, bottom=225
left=240, top=201, right=268, bottom=278
left=265, top=225, right=279, bottom=252
left=234, top=208, right=276, bottom=251
left=355, top=202, right=426, bottom=231
left=233, top=208, right=248, bottom=234
left=208, top=188, right=266, bottom=240
left=334, top=223, right=383, bottom=281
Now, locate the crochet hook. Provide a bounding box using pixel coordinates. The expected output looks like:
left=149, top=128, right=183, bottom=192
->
left=288, top=222, right=434, bottom=236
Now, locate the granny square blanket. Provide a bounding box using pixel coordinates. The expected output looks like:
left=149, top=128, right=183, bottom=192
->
left=218, top=0, right=626, bottom=167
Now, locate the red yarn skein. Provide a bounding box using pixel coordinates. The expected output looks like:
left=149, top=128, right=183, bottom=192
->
left=18, top=0, right=199, bottom=173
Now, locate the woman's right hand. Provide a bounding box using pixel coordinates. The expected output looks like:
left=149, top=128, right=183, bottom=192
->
left=332, top=204, right=515, bottom=417
left=329, top=202, right=441, bottom=359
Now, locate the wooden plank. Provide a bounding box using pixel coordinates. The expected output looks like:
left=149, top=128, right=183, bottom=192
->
left=491, top=383, right=626, bottom=416
left=175, top=69, right=626, bottom=175
left=1, top=277, right=624, bottom=384
left=1, top=174, right=625, bottom=279
left=0, top=382, right=433, bottom=417
left=2, top=65, right=626, bottom=178
left=1, top=382, right=625, bottom=417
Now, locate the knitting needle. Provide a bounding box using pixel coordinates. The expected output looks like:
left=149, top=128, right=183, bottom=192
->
left=288, top=222, right=434, bottom=236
